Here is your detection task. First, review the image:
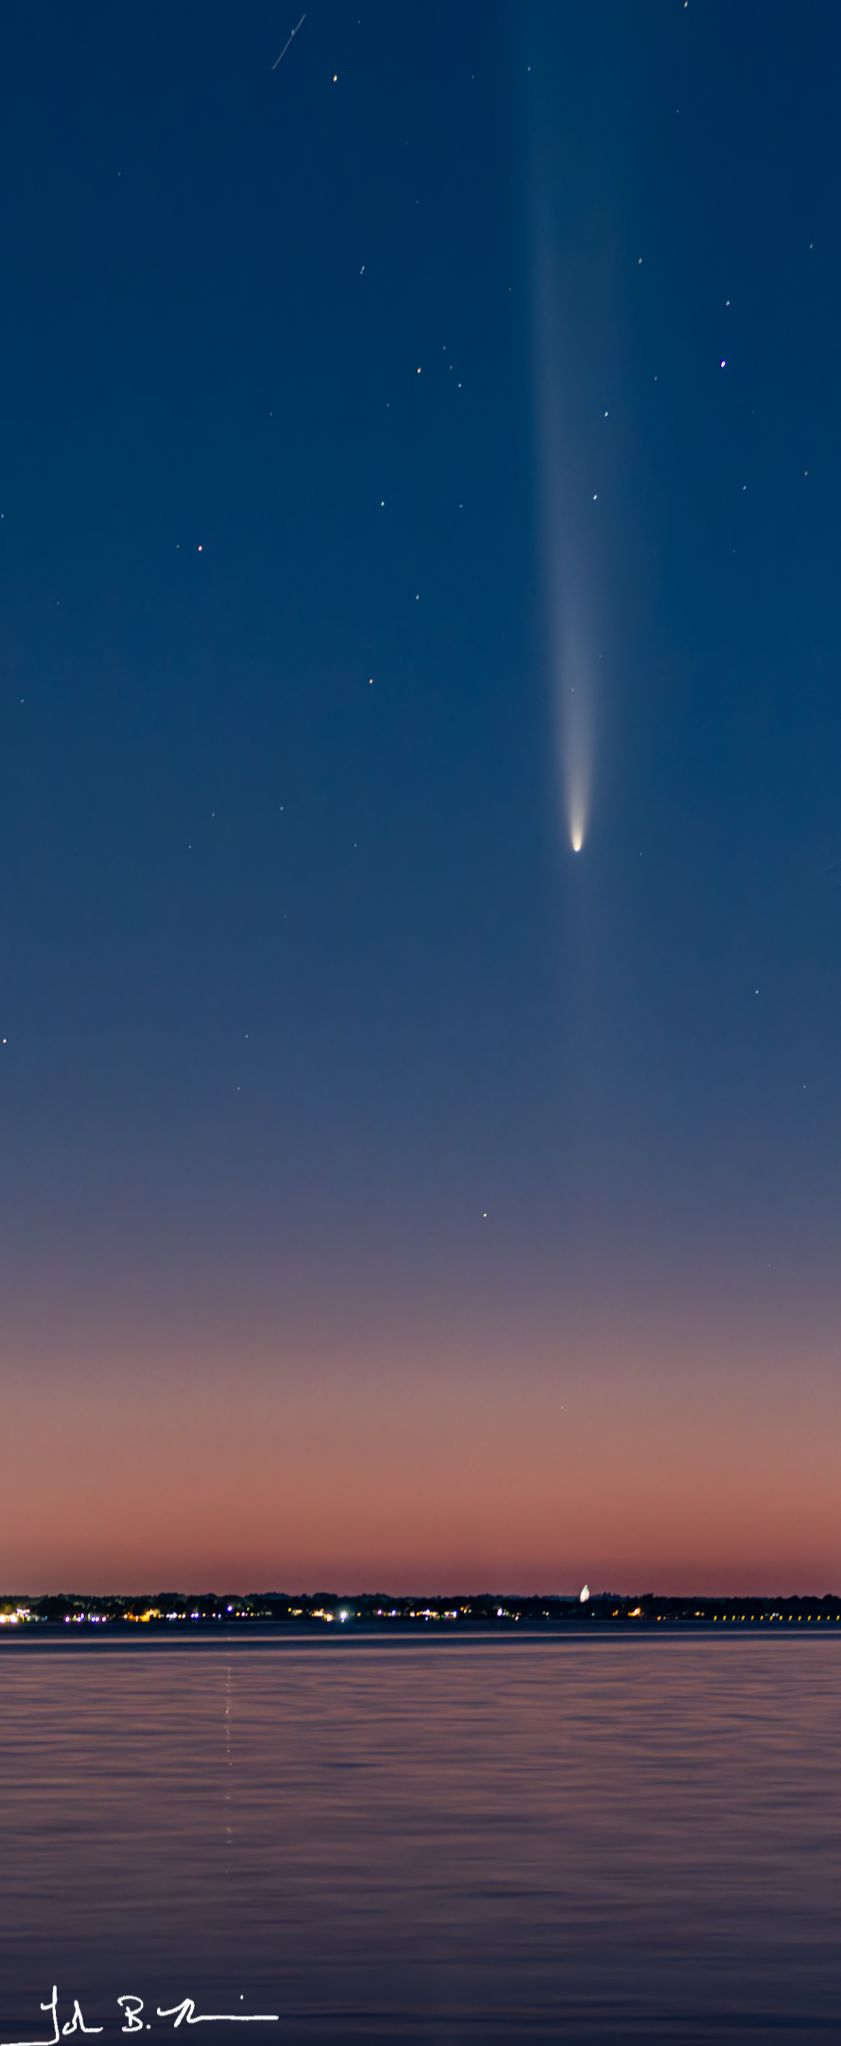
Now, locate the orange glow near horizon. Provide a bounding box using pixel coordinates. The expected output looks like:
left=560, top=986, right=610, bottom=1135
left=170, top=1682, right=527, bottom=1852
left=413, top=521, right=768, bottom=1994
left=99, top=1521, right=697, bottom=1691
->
left=3, top=1286, right=840, bottom=1595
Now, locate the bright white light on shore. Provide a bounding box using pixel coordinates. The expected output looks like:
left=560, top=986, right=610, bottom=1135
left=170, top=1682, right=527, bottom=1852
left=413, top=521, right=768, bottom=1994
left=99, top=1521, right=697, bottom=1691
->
left=580, top=1583, right=590, bottom=1604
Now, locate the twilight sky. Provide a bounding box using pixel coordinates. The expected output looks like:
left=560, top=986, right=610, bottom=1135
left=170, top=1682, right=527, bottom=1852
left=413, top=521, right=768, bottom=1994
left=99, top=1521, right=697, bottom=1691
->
left=2, top=0, right=840, bottom=1594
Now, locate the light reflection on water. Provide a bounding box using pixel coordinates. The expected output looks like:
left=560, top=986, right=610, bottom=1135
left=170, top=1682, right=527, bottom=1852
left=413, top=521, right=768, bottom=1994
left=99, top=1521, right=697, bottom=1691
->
left=2, top=1638, right=841, bottom=2041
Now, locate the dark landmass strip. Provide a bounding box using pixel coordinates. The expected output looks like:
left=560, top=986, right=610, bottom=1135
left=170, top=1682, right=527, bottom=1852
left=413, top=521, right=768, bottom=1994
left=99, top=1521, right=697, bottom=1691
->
left=3, top=1591, right=841, bottom=1631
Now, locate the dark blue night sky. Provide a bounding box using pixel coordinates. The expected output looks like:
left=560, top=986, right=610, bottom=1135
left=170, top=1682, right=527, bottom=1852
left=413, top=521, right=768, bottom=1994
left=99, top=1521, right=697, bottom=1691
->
left=2, top=1, right=840, bottom=1590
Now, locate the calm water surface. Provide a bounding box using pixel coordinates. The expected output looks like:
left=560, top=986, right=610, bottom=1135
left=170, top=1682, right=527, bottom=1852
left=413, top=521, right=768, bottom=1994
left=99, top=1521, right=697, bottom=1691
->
left=2, top=1638, right=840, bottom=2042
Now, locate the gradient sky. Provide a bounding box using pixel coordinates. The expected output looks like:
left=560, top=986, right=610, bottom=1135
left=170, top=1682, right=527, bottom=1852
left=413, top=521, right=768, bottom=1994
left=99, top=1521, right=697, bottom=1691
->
left=2, top=0, right=840, bottom=1593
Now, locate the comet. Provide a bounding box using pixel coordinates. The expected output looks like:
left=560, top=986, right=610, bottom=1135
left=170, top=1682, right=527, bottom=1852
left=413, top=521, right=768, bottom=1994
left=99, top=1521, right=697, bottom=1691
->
left=527, top=107, right=606, bottom=859
left=531, top=239, right=596, bottom=856
left=559, top=609, right=595, bottom=856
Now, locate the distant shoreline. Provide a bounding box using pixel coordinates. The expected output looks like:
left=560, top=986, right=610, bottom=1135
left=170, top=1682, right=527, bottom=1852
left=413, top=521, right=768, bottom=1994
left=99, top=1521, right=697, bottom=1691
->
left=1, top=1595, right=841, bottom=1644
left=4, top=1628, right=841, bottom=1652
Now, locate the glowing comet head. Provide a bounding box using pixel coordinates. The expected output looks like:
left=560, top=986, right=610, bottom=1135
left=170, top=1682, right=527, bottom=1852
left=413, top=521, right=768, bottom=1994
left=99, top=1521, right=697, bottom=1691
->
left=562, top=683, right=592, bottom=855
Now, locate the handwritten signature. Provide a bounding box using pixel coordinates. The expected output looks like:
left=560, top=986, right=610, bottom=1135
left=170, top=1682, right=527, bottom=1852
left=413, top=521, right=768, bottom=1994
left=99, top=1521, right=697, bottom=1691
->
left=4, top=1988, right=279, bottom=2044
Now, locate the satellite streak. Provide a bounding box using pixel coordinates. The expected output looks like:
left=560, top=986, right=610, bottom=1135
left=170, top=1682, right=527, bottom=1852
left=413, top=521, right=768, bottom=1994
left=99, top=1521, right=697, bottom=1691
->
left=272, top=14, right=306, bottom=70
